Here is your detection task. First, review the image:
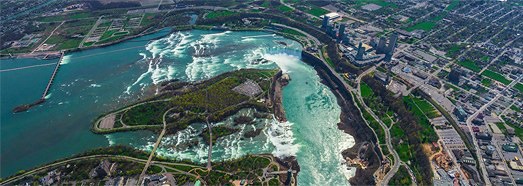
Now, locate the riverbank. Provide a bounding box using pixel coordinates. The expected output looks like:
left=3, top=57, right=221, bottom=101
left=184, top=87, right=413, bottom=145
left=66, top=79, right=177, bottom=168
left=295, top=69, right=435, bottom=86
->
left=300, top=52, right=380, bottom=185
left=0, top=146, right=297, bottom=185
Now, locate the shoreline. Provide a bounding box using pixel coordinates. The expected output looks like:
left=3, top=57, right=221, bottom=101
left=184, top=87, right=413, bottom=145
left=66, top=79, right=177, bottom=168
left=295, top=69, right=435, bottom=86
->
left=300, top=52, right=380, bottom=185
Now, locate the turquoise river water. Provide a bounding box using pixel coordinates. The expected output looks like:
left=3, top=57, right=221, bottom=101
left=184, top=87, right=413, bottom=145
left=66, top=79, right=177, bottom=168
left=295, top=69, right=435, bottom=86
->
left=0, top=29, right=355, bottom=184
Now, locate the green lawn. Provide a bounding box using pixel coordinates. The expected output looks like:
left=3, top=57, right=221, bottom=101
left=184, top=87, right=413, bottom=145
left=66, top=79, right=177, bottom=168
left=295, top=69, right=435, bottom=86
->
left=391, top=124, right=405, bottom=138
left=261, top=1, right=271, bottom=8
left=446, top=0, right=460, bottom=11
left=99, top=29, right=118, bottom=41
left=277, top=5, right=293, bottom=12
left=503, top=118, right=523, bottom=142
left=495, top=122, right=508, bottom=135
left=281, top=28, right=305, bottom=37
left=306, top=6, right=330, bottom=17
left=396, top=143, right=412, bottom=162
left=355, top=0, right=397, bottom=8
left=457, top=59, right=481, bottom=72
left=511, top=105, right=521, bottom=112
left=481, top=70, right=511, bottom=85
left=411, top=97, right=441, bottom=119
left=514, top=83, right=523, bottom=92
left=405, top=21, right=436, bottom=32
left=44, top=35, right=82, bottom=50
left=205, top=10, right=238, bottom=19
left=445, top=44, right=464, bottom=57
left=403, top=96, right=439, bottom=143
left=481, top=78, right=492, bottom=87
left=361, top=82, right=374, bottom=98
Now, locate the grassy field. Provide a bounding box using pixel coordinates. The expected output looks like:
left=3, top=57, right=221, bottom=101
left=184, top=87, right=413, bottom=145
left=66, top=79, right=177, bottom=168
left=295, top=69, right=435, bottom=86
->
left=405, top=21, right=436, bottom=32
left=511, top=105, right=521, bottom=112
left=514, top=83, right=523, bottom=92
left=44, top=35, right=82, bottom=50
left=361, top=82, right=374, bottom=98
left=481, top=78, right=492, bottom=87
left=391, top=124, right=405, bottom=139
left=205, top=10, right=238, bottom=19
left=411, top=97, right=441, bottom=119
left=445, top=44, right=464, bottom=57
left=495, top=122, right=508, bottom=135
left=446, top=0, right=460, bottom=11
left=503, top=117, right=523, bottom=141
left=481, top=70, right=511, bottom=85
left=277, top=5, right=293, bottom=12
left=403, top=96, right=439, bottom=143
left=396, top=143, right=412, bottom=162
left=355, top=0, right=397, bottom=8
left=457, top=59, right=481, bottom=72
left=281, top=28, right=305, bottom=37
left=305, top=6, right=329, bottom=17
left=38, top=12, right=94, bottom=22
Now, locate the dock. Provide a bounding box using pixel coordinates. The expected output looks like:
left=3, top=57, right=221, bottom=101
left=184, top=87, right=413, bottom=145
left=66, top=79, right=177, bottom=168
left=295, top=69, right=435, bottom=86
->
left=41, top=51, right=63, bottom=100
left=12, top=51, right=64, bottom=113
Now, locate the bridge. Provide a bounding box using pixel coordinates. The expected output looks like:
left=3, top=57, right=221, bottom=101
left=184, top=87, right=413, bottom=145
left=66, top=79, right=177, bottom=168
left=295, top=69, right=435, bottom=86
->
left=12, top=51, right=64, bottom=113
left=41, top=51, right=64, bottom=100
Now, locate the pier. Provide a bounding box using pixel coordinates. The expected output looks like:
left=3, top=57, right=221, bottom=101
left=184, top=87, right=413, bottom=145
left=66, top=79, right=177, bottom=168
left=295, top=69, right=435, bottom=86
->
left=41, top=51, right=63, bottom=100
left=12, top=51, right=64, bottom=113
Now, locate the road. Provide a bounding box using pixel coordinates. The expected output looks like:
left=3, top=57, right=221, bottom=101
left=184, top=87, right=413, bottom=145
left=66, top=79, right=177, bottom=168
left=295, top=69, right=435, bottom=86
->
left=353, top=65, right=401, bottom=186
left=31, top=21, right=64, bottom=53
left=1, top=154, right=209, bottom=185
left=465, top=75, right=523, bottom=186
left=138, top=107, right=174, bottom=183
left=206, top=116, right=213, bottom=170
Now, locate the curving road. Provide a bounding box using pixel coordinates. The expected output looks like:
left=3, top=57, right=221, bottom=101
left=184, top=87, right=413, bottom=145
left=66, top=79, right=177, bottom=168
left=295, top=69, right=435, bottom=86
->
left=353, top=66, right=401, bottom=186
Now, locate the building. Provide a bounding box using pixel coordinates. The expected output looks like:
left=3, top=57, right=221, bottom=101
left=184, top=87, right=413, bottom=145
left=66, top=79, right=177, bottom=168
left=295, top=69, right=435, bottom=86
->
left=384, top=33, right=398, bottom=62
left=356, top=42, right=365, bottom=60
left=454, top=105, right=467, bottom=122
left=475, top=132, right=492, bottom=141
left=337, top=24, right=346, bottom=42
left=510, top=157, right=523, bottom=171
left=503, top=143, right=518, bottom=152
left=377, top=37, right=386, bottom=54
left=89, top=160, right=116, bottom=178
left=322, top=15, right=329, bottom=29
left=374, top=71, right=390, bottom=84
left=320, top=12, right=340, bottom=21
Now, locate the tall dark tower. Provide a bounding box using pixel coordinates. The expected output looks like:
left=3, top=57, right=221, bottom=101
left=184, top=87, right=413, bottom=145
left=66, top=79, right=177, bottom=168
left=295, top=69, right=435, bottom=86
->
left=377, top=37, right=386, bottom=54
left=338, top=24, right=346, bottom=40
left=284, top=169, right=292, bottom=186
left=387, top=33, right=398, bottom=54
left=356, top=42, right=365, bottom=60
left=322, top=15, right=329, bottom=30
left=342, top=33, right=350, bottom=44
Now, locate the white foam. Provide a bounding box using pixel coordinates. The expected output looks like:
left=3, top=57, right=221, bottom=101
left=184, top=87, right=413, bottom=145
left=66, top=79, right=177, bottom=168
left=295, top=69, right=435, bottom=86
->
left=44, top=93, right=52, bottom=99
left=105, top=135, right=115, bottom=146
left=241, top=34, right=276, bottom=39
left=60, top=55, right=72, bottom=65
left=89, top=84, right=101, bottom=88
left=266, top=119, right=299, bottom=157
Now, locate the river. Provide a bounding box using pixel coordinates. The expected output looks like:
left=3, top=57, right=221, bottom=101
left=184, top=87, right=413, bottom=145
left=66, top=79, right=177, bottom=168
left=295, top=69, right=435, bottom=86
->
left=0, top=29, right=354, bottom=184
